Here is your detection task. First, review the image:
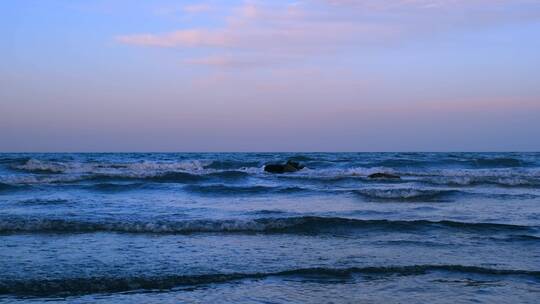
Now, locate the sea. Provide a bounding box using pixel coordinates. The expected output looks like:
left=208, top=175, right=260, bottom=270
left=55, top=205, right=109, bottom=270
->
left=0, top=152, right=539, bottom=303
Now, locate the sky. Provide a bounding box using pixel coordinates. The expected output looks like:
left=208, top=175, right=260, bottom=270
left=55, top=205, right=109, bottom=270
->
left=1, top=0, right=540, bottom=152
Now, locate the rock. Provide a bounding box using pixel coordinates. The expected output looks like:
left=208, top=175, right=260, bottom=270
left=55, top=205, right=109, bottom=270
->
left=368, top=172, right=400, bottom=179
left=264, top=160, right=305, bottom=174
left=286, top=160, right=304, bottom=170
left=264, top=164, right=287, bottom=174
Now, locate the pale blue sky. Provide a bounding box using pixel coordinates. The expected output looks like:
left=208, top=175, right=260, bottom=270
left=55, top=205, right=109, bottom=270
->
left=1, top=0, right=540, bottom=151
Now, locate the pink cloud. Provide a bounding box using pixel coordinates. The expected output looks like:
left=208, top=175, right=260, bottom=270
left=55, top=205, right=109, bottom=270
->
left=117, top=29, right=232, bottom=47
left=185, top=55, right=286, bottom=69
left=183, top=3, right=213, bottom=14
left=324, top=0, right=536, bottom=10
left=117, top=2, right=399, bottom=51
left=116, top=0, right=540, bottom=68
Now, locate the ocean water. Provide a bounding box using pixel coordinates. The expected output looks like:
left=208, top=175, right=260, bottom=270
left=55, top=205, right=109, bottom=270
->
left=0, top=152, right=539, bottom=303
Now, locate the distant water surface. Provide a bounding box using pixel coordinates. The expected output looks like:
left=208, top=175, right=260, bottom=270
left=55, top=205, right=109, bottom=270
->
left=0, top=153, right=539, bottom=303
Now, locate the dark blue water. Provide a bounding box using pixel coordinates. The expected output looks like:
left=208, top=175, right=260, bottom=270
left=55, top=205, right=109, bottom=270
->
left=0, top=153, right=539, bottom=303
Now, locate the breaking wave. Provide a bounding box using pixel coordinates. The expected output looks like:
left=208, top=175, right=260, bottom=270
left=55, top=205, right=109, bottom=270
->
left=0, top=216, right=535, bottom=235
left=6, top=158, right=540, bottom=185
left=354, top=188, right=461, bottom=201
left=12, top=159, right=213, bottom=175
left=423, top=176, right=540, bottom=188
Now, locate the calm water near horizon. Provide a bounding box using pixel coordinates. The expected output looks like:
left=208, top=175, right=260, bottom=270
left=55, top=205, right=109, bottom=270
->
left=0, top=152, right=539, bottom=303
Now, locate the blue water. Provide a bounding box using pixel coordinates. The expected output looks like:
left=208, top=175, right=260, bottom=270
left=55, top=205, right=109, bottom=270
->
left=0, top=153, right=539, bottom=303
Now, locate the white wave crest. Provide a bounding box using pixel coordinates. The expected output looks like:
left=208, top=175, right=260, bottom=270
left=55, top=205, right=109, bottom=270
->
left=0, top=217, right=311, bottom=233
left=14, top=159, right=213, bottom=175
left=356, top=188, right=454, bottom=200
left=15, top=159, right=68, bottom=173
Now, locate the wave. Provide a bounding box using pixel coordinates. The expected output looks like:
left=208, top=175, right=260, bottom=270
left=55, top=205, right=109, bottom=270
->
left=203, top=160, right=261, bottom=170
left=121, top=172, right=206, bottom=183
left=288, top=155, right=319, bottom=162
left=0, top=182, right=28, bottom=193
left=472, top=157, right=525, bottom=168
left=9, top=158, right=255, bottom=184
left=8, top=158, right=540, bottom=175
left=85, top=171, right=251, bottom=184
left=248, top=210, right=288, bottom=215
left=278, top=167, right=540, bottom=182
left=0, top=156, right=31, bottom=165
left=8, top=159, right=399, bottom=182
left=184, top=184, right=310, bottom=195
left=0, top=216, right=534, bottom=235
left=362, top=156, right=530, bottom=169
left=423, top=176, right=540, bottom=188
left=408, top=168, right=540, bottom=178
left=488, top=234, right=540, bottom=242
left=205, top=170, right=252, bottom=179
left=275, top=167, right=401, bottom=182
left=84, top=183, right=148, bottom=192
left=6, top=158, right=540, bottom=191
left=370, top=159, right=436, bottom=168
left=1, top=265, right=538, bottom=296
left=354, top=188, right=461, bottom=201
left=12, top=159, right=213, bottom=174
left=15, top=199, right=70, bottom=206
left=4, top=171, right=251, bottom=185
left=11, top=159, right=66, bottom=174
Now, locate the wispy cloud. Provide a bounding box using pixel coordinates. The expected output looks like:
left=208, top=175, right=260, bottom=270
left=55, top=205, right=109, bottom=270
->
left=116, top=0, right=540, bottom=68
left=153, top=2, right=215, bottom=17
left=183, top=3, right=213, bottom=14
left=117, top=29, right=232, bottom=48
left=184, top=55, right=286, bottom=68
left=117, top=1, right=399, bottom=67
left=324, top=0, right=538, bottom=10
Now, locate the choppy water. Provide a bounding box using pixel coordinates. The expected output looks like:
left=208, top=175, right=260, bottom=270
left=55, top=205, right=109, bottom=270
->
left=0, top=153, right=539, bottom=303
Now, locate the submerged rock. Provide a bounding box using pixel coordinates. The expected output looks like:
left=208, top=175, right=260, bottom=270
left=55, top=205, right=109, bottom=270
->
left=264, top=160, right=305, bottom=174
left=368, top=172, right=401, bottom=179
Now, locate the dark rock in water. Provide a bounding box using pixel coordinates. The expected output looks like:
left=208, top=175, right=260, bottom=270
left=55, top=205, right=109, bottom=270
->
left=368, top=173, right=400, bottom=179
left=264, top=164, right=286, bottom=174
left=286, top=160, right=304, bottom=170
left=264, top=160, right=304, bottom=174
